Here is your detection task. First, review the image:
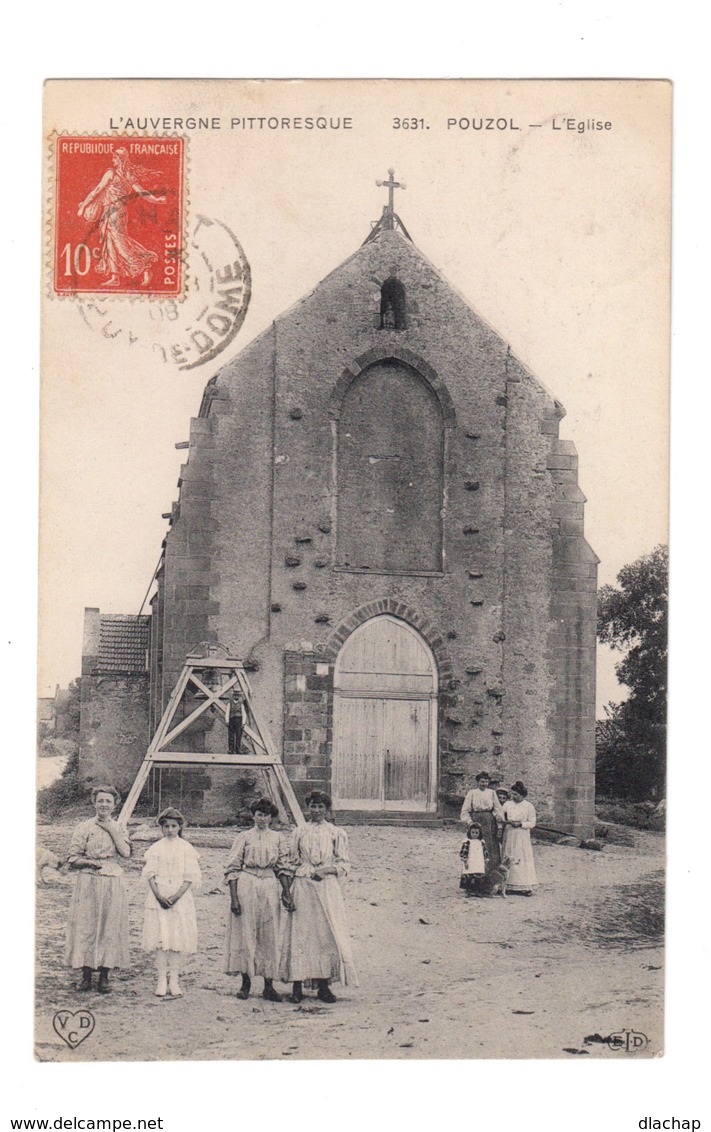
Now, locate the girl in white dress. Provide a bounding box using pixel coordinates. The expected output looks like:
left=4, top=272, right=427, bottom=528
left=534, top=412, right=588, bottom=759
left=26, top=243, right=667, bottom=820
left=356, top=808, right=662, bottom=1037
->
left=459, top=822, right=490, bottom=896
left=142, top=808, right=202, bottom=997
left=224, top=798, right=292, bottom=1002
left=502, top=781, right=538, bottom=895
left=279, top=791, right=358, bottom=1004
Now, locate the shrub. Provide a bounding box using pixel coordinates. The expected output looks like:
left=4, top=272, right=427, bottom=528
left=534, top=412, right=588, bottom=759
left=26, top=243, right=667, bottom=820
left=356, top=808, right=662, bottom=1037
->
left=38, top=737, right=79, bottom=760
left=595, top=797, right=665, bottom=832
left=37, top=745, right=86, bottom=817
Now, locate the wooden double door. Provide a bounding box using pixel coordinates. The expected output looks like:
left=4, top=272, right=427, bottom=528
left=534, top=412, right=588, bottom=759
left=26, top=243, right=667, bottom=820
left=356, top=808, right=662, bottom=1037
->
left=332, top=616, right=438, bottom=812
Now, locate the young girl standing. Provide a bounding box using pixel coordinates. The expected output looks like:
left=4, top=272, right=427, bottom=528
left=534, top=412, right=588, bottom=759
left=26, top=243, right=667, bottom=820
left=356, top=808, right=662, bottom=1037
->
left=141, top=808, right=202, bottom=997
left=459, top=822, right=490, bottom=897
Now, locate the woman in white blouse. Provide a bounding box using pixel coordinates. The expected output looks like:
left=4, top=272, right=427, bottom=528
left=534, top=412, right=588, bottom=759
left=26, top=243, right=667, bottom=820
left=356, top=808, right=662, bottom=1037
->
left=459, top=771, right=504, bottom=871
left=502, top=781, right=538, bottom=895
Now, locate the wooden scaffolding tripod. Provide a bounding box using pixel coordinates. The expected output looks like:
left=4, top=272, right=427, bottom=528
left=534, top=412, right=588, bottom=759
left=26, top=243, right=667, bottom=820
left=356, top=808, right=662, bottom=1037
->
left=119, top=648, right=304, bottom=826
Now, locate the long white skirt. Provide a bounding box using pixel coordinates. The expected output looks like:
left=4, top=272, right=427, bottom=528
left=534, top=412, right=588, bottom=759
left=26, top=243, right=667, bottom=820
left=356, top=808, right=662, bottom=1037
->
left=501, top=826, right=538, bottom=891
left=279, top=876, right=358, bottom=986
left=224, top=872, right=282, bottom=978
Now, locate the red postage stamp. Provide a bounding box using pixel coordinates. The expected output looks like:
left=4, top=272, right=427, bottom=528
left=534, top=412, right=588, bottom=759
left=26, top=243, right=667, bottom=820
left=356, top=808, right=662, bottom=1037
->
left=53, top=136, right=185, bottom=296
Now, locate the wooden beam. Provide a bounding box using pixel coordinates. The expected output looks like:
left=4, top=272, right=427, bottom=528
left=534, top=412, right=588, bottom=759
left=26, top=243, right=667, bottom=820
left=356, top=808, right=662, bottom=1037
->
left=149, top=751, right=279, bottom=766
left=242, top=723, right=267, bottom=752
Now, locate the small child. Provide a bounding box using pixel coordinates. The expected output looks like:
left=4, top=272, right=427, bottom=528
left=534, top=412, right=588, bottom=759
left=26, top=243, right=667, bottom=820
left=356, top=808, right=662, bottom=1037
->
left=459, top=823, right=490, bottom=897
left=142, top=807, right=202, bottom=997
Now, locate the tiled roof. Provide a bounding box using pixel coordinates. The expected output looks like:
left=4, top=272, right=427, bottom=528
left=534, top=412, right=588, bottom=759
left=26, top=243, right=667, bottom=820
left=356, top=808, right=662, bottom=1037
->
left=98, top=615, right=150, bottom=673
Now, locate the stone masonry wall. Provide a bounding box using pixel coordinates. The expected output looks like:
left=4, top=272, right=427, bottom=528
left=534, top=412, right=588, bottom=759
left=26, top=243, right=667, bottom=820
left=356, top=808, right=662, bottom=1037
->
left=548, top=438, right=598, bottom=837
left=79, top=674, right=150, bottom=794
left=282, top=651, right=334, bottom=806
left=159, top=414, right=219, bottom=704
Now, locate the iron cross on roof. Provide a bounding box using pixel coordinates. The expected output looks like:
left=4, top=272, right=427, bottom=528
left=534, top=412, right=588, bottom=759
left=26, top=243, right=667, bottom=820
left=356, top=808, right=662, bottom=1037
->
left=376, top=168, right=406, bottom=229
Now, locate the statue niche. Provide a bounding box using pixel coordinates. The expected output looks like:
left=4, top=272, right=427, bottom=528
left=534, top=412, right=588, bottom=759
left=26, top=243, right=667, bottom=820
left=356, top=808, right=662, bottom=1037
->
left=380, top=277, right=407, bottom=330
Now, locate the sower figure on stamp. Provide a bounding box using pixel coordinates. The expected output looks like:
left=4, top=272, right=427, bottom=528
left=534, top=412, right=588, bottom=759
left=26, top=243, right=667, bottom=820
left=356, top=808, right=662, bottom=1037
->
left=224, top=798, right=293, bottom=1002
left=65, top=785, right=131, bottom=994
left=279, top=792, right=358, bottom=1004
left=77, top=147, right=166, bottom=287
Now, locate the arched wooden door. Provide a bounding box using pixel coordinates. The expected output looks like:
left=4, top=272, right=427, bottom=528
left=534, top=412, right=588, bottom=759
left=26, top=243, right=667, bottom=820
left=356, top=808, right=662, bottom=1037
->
left=332, top=615, right=438, bottom=812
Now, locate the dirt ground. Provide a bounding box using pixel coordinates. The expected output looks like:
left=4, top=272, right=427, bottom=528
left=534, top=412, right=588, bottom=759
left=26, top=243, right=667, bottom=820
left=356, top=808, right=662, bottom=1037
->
left=35, top=820, right=664, bottom=1062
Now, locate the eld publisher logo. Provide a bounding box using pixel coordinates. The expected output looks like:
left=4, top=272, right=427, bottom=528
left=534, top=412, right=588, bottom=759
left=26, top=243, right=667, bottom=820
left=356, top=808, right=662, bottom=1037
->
left=607, top=1029, right=649, bottom=1052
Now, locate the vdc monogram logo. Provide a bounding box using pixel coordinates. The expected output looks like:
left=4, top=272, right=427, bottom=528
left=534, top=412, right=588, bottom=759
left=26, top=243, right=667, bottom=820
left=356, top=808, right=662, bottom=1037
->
left=607, top=1029, right=649, bottom=1052
left=53, top=1009, right=95, bottom=1049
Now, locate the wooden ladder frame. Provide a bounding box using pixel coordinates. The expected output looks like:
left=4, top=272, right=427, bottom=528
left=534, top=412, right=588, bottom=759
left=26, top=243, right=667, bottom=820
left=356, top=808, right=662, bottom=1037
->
left=119, top=650, right=304, bottom=827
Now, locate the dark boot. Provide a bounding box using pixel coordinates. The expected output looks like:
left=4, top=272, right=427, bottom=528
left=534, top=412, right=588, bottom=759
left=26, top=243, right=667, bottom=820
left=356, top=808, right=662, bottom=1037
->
left=97, top=967, right=111, bottom=994
left=316, top=979, right=337, bottom=1003
left=237, top=974, right=251, bottom=1000
left=288, top=980, right=303, bottom=1004
left=262, top=979, right=282, bottom=1002
left=78, top=967, right=93, bottom=992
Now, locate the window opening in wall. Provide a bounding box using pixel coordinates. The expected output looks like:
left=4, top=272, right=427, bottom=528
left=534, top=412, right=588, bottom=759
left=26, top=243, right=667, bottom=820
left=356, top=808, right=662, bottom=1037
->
left=380, top=277, right=407, bottom=330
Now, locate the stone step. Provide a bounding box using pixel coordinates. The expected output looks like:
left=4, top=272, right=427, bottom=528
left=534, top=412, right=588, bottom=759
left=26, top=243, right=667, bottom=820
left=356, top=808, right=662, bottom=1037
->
left=333, top=811, right=446, bottom=828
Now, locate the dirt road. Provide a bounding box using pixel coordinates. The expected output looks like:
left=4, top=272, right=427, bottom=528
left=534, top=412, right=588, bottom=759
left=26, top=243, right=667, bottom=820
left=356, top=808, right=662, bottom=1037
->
left=35, top=821, right=663, bottom=1061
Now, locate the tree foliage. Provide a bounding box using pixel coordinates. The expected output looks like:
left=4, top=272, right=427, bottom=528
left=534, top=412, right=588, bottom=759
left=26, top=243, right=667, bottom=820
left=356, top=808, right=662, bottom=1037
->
left=54, top=678, right=82, bottom=738
left=38, top=678, right=81, bottom=754
left=596, top=544, right=668, bottom=800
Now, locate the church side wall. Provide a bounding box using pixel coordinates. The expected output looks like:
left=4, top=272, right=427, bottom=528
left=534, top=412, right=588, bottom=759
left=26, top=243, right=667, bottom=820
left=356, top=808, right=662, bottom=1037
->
left=549, top=443, right=598, bottom=837
left=206, top=329, right=276, bottom=688
left=160, top=414, right=219, bottom=703
left=500, top=362, right=560, bottom=823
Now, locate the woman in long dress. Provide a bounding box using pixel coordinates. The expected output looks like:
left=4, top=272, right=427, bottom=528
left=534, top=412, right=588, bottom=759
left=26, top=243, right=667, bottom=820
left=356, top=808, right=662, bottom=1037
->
left=65, top=785, right=131, bottom=994
left=459, top=771, right=504, bottom=871
left=141, top=807, right=202, bottom=998
left=224, top=798, right=292, bottom=1002
left=279, top=791, right=358, bottom=1004
left=77, top=147, right=166, bottom=286
left=501, top=781, right=538, bottom=895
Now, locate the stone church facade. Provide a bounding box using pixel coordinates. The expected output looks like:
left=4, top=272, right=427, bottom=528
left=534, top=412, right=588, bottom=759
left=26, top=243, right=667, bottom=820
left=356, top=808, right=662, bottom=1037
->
left=80, top=217, right=598, bottom=837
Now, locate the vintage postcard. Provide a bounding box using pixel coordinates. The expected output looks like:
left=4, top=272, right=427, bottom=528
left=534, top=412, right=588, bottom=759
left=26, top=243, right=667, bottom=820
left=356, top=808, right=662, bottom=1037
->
left=37, top=78, right=670, bottom=1062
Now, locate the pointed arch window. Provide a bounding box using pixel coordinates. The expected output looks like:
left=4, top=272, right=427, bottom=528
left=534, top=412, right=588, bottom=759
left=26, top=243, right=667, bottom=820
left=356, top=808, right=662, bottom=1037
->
left=335, top=359, right=444, bottom=574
